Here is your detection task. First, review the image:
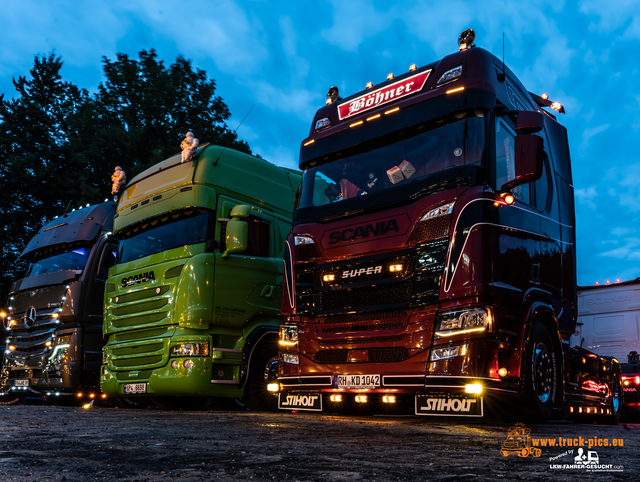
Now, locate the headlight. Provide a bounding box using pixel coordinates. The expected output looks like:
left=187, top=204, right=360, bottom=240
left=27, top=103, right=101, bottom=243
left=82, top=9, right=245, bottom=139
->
left=294, top=235, right=315, bottom=246
left=437, top=65, right=462, bottom=85
left=171, top=343, right=209, bottom=357
left=430, top=344, right=468, bottom=361
left=419, top=201, right=455, bottom=222
left=281, top=353, right=299, bottom=364
left=435, top=307, right=492, bottom=338
left=279, top=325, right=298, bottom=346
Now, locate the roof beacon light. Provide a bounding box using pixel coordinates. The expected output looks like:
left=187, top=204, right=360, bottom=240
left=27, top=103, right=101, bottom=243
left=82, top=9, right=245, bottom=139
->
left=458, top=28, right=475, bottom=51
left=542, top=93, right=549, bottom=100
left=326, top=86, right=339, bottom=105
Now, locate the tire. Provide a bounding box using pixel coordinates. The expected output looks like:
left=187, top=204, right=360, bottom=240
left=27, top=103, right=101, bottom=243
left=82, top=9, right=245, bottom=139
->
left=523, top=321, right=558, bottom=422
left=599, top=366, right=623, bottom=424
left=242, top=340, right=279, bottom=411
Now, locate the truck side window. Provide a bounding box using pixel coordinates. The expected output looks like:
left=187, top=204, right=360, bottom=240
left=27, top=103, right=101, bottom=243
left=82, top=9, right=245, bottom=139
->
left=495, top=119, right=530, bottom=205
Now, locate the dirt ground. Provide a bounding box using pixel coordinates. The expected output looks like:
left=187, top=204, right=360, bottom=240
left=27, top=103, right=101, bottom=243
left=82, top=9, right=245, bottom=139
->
left=0, top=403, right=637, bottom=481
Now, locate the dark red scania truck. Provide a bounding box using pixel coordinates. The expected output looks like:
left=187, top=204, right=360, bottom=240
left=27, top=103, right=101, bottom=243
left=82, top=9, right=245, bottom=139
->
left=276, top=30, right=623, bottom=422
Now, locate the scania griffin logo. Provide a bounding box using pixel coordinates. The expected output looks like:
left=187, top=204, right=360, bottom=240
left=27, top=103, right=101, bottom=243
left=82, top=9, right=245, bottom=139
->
left=329, top=219, right=400, bottom=245
left=120, top=271, right=156, bottom=288
left=24, top=306, right=37, bottom=327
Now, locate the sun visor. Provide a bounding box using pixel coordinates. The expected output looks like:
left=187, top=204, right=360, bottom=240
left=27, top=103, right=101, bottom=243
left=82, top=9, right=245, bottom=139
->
left=21, top=203, right=114, bottom=258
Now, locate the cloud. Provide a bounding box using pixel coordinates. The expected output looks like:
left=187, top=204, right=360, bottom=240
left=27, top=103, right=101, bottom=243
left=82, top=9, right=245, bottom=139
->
left=574, top=186, right=598, bottom=210
left=253, top=143, right=298, bottom=171
left=580, top=124, right=610, bottom=149
left=320, top=0, right=389, bottom=52
left=600, top=237, right=640, bottom=259
left=241, top=80, right=320, bottom=121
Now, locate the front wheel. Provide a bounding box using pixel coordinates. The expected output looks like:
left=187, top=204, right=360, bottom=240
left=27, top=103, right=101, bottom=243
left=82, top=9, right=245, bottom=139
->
left=523, top=321, right=558, bottom=422
left=242, top=340, right=279, bottom=412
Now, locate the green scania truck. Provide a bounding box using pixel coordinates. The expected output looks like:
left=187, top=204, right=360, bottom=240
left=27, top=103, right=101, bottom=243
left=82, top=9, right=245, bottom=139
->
left=100, top=145, right=301, bottom=409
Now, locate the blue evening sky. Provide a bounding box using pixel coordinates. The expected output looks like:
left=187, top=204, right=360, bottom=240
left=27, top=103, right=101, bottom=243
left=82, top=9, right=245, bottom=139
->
left=1, top=0, right=638, bottom=286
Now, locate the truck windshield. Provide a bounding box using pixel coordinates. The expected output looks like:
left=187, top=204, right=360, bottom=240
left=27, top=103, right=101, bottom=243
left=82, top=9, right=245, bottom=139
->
left=116, top=210, right=209, bottom=264
left=300, top=111, right=485, bottom=208
left=25, top=247, right=91, bottom=277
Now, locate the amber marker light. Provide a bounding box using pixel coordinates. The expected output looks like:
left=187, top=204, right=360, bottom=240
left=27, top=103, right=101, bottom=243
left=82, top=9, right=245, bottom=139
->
left=446, top=86, right=465, bottom=94
left=389, top=264, right=403, bottom=272
left=387, top=73, right=394, bottom=80
left=303, top=139, right=315, bottom=146
left=45, top=341, right=52, bottom=347
left=500, top=192, right=515, bottom=205
left=498, top=368, right=508, bottom=377
left=384, top=107, right=400, bottom=115
left=323, top=274, right=335, bottom=282
left=464, top=383, right=483, bottom=394
left=267, top=383, right=279, bottom=392
left=7, top=345, right=16, bottom=351
left=330, top=394, right=343, bottom=402
left=355, top=395, right=368, bottom=403
left=542, top=93, right=549, bottom=100
left=366, top=114, right=381, bottom=121
left=409, top=64, right=417, bottom=71
left=52, top=313, right=59, bottom=319
left=382, top=395, right=396, bottom=404
left=366, top=82, right=373, bottom=89
left=77, top=392, right=83, bottom=398
left=551, top=102, right=562, bottom=111
left=350, top=120, right=364, bottom=128
left=101, top=394, right=107, bottom=399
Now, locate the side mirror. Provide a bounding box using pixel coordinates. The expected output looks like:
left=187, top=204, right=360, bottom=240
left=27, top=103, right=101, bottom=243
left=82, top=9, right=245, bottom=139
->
left=501, top=134, right=544, bottom=191
left=221, top=204, right=250, bottom=259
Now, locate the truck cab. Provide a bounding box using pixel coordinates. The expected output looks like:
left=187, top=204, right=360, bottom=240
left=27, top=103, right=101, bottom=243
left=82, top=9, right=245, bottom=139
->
left=100, top=144, right=301, bottom=409
left=276, top=30, right=622, bottom=422
left=1, top=202, right=116, bottom=402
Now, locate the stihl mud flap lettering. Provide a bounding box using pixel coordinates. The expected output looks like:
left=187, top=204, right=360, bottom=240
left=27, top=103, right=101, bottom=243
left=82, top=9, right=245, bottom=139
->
left=415, top=394, right=483, bottom=417
left=278, top=392, right=323, bottom=411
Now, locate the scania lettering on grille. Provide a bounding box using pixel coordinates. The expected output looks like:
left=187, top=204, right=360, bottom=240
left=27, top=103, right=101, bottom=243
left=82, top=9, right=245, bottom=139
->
left=278, top=393, right=322, bottom=411
left=120, top=271, right=156, bottom=288
left=329, top=219, right=399, bottom=245
left=342, top=266, right=382, bottom=278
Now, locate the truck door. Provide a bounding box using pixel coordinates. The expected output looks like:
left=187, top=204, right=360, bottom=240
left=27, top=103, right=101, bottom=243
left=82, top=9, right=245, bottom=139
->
left=213, top=196, right=279, bottom=328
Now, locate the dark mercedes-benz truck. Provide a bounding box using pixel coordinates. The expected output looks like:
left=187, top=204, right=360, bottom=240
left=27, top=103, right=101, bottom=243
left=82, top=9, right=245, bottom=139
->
left=0, top=202, right=116, bottom=402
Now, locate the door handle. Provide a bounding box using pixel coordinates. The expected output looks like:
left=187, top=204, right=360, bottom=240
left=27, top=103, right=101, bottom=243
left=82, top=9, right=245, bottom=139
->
left=261, top=285, right=275, bottom=298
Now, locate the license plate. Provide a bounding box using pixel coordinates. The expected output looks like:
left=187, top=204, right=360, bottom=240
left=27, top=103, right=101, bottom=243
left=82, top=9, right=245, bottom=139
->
left=14, top=379, right=29, bottom=387
left=335, top=374, right=380, bottom=389
left=124, top=383, right=147, bottom=394
left=278, top=392, right=323, bottom=411
left=415, top=394, right=483, bottom=417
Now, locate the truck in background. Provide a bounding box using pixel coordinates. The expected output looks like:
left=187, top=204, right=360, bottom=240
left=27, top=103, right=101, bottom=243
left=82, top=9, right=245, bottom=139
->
left=0, top=202, right=116, bottom=403
left=572, top=280, right=640, bottom=413
left=276, top=29, right=623, bottom=423
left=100, top=143, right=301, bottom=410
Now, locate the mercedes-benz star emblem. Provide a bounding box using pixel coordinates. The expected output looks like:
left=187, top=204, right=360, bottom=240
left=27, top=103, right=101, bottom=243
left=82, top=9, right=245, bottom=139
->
left=24, top=307, right=37, bottom=328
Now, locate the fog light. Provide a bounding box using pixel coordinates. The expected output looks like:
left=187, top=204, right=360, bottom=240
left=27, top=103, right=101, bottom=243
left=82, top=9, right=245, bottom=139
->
left=76, top=392, right=83, bottom=398
left=267, top=383, right=279, bottom=392
left=330, top=394, right=342, bottom=402
left=323, top=274, right=335, bottom=282
left=171, top=360, right=178, bottom=369
left=183, top=360, right=194, bottom=369
left=382, top=395, right=396, bottom=404
left=389, top=264, right=403, bottom=272
left=464, top=383, right=482, bottom=394
left=355, top=395, right=368, bottom=403
left=498, top=368, right=508, bottom=377
left=570, top=406, right=574, bottom=413
left=101, top=394, right=107, bottom=399
left=579, top=407, right=583, bottom=413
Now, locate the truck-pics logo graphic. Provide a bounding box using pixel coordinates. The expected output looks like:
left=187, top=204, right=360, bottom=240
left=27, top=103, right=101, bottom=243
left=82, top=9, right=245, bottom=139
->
left=501, top=424, right=542, bottom=458
left=337, top=70, right=431, bottom=120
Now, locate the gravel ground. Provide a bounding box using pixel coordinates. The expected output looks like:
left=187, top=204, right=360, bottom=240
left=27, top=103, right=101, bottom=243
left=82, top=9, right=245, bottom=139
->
left=0, top=404, right=637, bottom=481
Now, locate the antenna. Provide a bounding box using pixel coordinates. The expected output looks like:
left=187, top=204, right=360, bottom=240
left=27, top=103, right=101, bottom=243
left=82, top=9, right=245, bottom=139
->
left=213, top=104, right=255, bottom=166
left=62, top=200, right=72, bottom=218
left=497, top=33, right=506, bottom=83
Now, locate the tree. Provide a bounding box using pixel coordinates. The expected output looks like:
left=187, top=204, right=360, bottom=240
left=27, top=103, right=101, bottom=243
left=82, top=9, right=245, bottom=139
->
left=0, top=50, right=255, bottom=301
left=0, top=54, right=88, bottom=299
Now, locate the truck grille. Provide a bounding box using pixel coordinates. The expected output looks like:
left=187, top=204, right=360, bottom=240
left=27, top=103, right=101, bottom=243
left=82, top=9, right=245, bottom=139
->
left=106, top=285, right=172, bottom=331
left=5, top=308, right=58, bottom=361
left=106, top=337, right=170, bottom=371
left=318, top=280, right=414, bottom=311
left=316, top=253, right=417, bottom=285
left=409, top=214, right=451, bottom=243
left=319, top=319, right=407, bottom=334
left=313, top=347, right=410, bottom=364
left=319, top=335, right=405, bottom=345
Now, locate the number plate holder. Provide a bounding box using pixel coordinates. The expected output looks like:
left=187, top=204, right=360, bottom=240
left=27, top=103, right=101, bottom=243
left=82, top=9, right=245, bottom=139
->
left=124, top=383, right=147, bottom=394
left=334, top=374, right=381, bottom=389
left=415, top=393, right=483, bottom=417
left=14, top=379, right=29, bottom=387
